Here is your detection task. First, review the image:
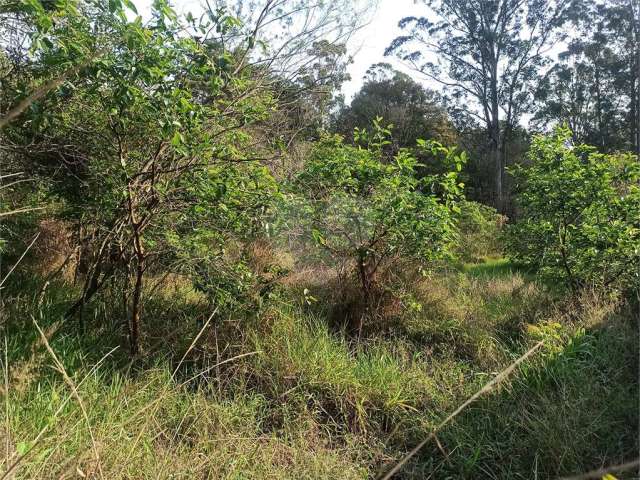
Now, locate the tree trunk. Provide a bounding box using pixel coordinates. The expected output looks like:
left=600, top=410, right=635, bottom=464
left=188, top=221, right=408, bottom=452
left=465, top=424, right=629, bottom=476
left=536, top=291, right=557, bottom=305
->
left=559, top=222, right=577, bottom=293
left=501, top=122, right=514, bottom=216
left=633, top=0, right=640, bottom=157
left=633, top=79, right=639, bottom=157
left=493, top=134, right=503, bottom=212
left=127, top=210, right=145, bottom=355
left=491, top=105, right=502, bottom=211
left=125, top=174, right=145, bottom=356
left=356, top=253, right=372, bottom=338
left=129, top=256, right=143, bottom=356
left=490, top=60, right=503, bottom=212
left=594, top=62, right=605, bottom=150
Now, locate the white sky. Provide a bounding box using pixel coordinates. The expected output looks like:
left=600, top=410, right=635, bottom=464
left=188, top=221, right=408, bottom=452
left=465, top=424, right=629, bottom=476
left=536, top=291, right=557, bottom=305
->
left=340, top=0, right=424, bottom=99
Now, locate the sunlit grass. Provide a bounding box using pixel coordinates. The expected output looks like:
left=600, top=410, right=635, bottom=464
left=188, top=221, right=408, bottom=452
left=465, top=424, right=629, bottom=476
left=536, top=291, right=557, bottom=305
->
left=463, top=257, right=514, bottom=277
left=1, top=259, right=637, bottom=479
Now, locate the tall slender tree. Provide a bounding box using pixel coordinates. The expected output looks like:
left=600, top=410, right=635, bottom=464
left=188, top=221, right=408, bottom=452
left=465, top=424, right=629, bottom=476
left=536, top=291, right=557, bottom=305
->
left=628, top=0, right=639, bottom=157
left=387, top=0, right=568, bottom=210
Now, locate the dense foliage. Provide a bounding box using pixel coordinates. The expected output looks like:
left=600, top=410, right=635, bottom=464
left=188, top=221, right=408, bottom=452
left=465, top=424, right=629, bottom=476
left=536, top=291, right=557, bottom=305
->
left=0, top=0, right=361, bottom=353
left=281, top=122, right=464, bottom=331
left=507, top=127, right=640, bottom=291
left=333, top=63, right=456, bottom=151
left=452, top=200, right=505, bottom=263
left=533, top=0, right=639, bottom=154
left=0, top=1, right=638, bottom=479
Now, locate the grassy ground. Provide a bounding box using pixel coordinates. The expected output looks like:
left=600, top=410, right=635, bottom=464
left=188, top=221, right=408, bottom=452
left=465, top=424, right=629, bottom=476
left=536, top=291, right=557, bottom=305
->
left=1, top=259, right=638, bottom=479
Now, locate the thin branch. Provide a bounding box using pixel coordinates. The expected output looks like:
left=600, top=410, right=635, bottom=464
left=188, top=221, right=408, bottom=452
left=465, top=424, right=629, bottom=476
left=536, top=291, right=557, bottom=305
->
left=378, top=341, right=545, bottom=480
left=556, top=458, right=640, bottom=480
left=0, top=207, right=46, bottom=218
left=0, top=233, right=40, bottom=289
left=0, top=52, right=102, bottom=130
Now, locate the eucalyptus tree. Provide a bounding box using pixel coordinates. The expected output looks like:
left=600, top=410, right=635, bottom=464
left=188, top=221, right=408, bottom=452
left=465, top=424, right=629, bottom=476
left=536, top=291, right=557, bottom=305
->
left=386, top=0, right=568, bottom=211
left=199, top=0, right=370, bottom=146
left=632, top=0, right=640, bottom=157
left=264, top=39, right=352, bottom=159
left=533, top=0, right=640, bottom=155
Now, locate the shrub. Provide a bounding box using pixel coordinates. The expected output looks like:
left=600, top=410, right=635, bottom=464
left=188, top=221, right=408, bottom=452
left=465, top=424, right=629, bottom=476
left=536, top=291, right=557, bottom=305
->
left=279, top=121, right=465, bottom=333
left=506, top=127, right=640, bottom=292
left=2, top=2, right=279, bottom=354
left=453, top=200, right=505, bottom=263
left=170, top=162, right=281, bottom=317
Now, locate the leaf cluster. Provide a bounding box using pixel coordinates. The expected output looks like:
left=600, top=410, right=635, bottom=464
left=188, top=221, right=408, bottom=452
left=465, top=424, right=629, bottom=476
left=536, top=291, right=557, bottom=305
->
left=280, top=123, right=465, bottom=274
left=507, top=126, right=640, bottom=291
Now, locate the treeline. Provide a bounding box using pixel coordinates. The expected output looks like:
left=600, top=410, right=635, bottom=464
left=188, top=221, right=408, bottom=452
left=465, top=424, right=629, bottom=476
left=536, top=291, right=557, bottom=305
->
left=341, top=0, right=639, bottom=211
left=0, top=0, right=639, bottom=357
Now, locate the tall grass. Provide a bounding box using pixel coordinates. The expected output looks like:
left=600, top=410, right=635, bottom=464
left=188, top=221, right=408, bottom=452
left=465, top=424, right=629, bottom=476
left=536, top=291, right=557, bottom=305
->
left=1, top=261, right=637, bottom=479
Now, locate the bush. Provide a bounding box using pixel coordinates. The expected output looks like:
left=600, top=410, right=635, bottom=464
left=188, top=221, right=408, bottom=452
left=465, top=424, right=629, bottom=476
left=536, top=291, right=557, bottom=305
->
left=453, top=200, right=505, bottom=263
left=279, top=121, right=465, bottom=333
left=506, top=127, right=640, bottom=292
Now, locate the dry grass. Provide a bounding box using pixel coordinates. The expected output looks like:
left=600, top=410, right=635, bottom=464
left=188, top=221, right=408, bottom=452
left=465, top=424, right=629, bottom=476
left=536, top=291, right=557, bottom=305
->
left=31, top=219, right=76, bottom=282
left=2, top=368, right=368, bottom=479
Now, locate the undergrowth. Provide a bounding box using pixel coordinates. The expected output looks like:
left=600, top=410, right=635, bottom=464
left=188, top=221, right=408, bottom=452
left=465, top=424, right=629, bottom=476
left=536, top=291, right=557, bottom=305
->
left=1, top=260, right=637, bottom=479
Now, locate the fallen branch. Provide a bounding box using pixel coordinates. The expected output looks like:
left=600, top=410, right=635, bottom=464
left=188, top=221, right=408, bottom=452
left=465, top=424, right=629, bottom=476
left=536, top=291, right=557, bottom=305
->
left=556, top=458, right=640, bottom=480
left=378, top=341, right=545, bottom=480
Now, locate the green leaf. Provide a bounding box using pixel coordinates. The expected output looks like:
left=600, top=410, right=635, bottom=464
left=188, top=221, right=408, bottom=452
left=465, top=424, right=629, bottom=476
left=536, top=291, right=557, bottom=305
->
left=16, top=441, right=31, bottom=456
left=122, top=0, right=138, bottom=14
left=108, top=0, right=122, bottom=14
left=311, top=228, right=326, bottom=245
left=171, top=131, right=184, bottom=147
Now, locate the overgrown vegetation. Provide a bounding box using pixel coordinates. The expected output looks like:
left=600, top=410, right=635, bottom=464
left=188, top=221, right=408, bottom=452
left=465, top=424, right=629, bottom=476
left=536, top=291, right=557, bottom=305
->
left=507, top=127, right=640, bottom=292
left=1, top=1, right=638, bottom=479
left=280, top=124, right=465, bottom=334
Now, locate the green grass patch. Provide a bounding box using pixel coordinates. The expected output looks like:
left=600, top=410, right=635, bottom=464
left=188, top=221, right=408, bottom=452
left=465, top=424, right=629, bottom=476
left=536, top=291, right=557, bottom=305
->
left=1, top=260, right=637, bottom=479
left=463, top=257, right=516, bottom=278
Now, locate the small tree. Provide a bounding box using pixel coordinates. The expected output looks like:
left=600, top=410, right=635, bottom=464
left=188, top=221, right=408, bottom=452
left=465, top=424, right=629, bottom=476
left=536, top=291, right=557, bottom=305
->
left=282, top=121, right=464, bottom=333
left=507, top=126, right=640, bottom=291
left=2, top=1, right=279, bottom=354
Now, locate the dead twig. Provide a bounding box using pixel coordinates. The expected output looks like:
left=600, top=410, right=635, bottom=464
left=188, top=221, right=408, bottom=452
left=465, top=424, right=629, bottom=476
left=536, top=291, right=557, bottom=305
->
left=556, top=458, right=640, bottom=480
left=0, top=233, right=40, bottom=289
left=0, top=207, right=46, bottom=218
